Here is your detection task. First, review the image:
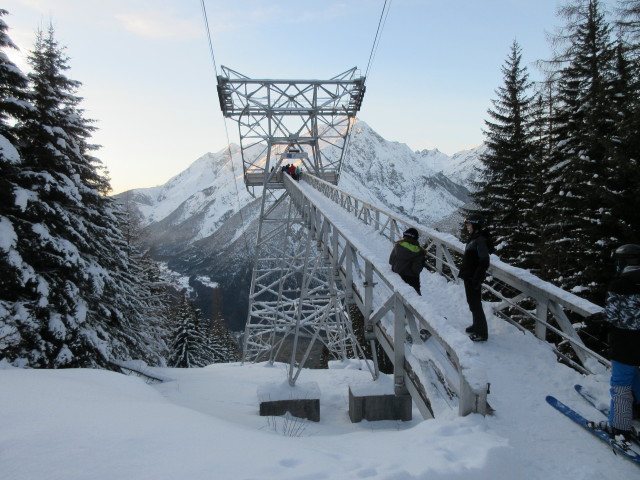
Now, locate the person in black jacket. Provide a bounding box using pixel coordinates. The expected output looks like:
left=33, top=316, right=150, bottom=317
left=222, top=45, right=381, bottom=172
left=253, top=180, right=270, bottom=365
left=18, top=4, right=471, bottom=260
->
left=591, top=244, right=640, bottom=441
left=458, top=216, right=491, bottom=342
left=389, top=227, right=425, bottom=295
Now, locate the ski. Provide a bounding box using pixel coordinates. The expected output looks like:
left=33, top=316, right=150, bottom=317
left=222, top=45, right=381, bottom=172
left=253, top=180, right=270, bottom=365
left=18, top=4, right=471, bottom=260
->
left=574, top=384, right=640, bottom=447
left=545, top=395, right=640, bottom=467
left=575, top=384, right=609, bottom=416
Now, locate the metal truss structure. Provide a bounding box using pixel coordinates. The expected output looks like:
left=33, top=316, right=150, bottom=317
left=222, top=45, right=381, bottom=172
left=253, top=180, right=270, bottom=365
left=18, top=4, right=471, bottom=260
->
left=217, top=66, right=365, bottom=194
left=214, top=67, right=607, bottom=418
left=217, top=67, right=366, bottom=384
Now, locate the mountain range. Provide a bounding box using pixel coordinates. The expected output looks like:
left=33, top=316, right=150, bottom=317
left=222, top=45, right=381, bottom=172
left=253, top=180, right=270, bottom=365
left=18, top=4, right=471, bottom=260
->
left=116, top=120, right=484, bottom=330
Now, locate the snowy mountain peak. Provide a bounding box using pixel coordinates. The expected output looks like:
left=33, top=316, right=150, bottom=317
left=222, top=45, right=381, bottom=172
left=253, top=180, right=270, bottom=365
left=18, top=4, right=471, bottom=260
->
left=114, top=119, right=484, bottom=330
left=117, top=119, right=484, bottom=241
left=121, top=145, right=249, bottom=228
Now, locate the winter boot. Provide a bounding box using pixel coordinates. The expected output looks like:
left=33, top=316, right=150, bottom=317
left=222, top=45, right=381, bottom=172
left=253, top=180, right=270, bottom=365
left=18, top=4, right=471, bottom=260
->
left=469, top=333, right=487, bottom=342
left=612, top=432, right=633, bottom=451
left=588, top=420, right=633, bottom=450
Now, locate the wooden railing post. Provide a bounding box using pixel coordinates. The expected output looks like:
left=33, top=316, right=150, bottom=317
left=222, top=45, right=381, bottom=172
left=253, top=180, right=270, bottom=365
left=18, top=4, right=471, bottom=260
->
left=535, top=299, right=548, bottom=340
left=393, top=294, right=408, bottom=396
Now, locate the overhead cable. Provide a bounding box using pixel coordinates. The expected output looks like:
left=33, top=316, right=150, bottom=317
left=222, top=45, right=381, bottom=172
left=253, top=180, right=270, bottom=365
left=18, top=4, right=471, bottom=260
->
left=365, top=0, right=392, bottom=80
left=199, top=0, right=249, bottom=251
left=200, top=0, right=219, bottom=77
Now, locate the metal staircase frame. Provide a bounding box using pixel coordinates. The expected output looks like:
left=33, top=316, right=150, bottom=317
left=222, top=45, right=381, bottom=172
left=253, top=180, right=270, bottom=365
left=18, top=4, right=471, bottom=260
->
left=286, top=174, right=490, bottom=417
left=284, top=173, right=608, bottom=418
left=303, top=173, right=609, bottom=374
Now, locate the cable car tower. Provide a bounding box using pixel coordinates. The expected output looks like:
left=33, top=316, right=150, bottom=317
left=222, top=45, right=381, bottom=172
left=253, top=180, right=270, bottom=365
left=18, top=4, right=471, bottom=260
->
left=217, top=66, right=366, bottom=384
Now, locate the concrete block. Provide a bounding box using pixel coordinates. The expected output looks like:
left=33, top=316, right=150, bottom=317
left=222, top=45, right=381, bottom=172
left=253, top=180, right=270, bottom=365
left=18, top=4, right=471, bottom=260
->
left=349, top=386, right=412, bottom=422
left=257, top=381, right=320, bottom=422
left=259, top=399, right=320, bottom=422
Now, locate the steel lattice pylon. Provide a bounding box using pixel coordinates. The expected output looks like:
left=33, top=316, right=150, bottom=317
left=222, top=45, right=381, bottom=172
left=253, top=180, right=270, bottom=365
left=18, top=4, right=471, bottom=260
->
left=217, top=67, right=366, bottom=384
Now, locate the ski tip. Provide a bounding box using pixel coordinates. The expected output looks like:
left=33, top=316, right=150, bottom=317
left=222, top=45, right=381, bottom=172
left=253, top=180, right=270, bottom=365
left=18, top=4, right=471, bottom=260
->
left=574, top=384, right=583, bottom=393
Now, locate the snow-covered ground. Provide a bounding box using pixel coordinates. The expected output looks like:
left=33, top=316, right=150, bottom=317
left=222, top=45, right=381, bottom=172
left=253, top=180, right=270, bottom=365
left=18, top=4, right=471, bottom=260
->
left=1, top=267, right=636, bottom=480
left=2, top=173, right=636, bottom=479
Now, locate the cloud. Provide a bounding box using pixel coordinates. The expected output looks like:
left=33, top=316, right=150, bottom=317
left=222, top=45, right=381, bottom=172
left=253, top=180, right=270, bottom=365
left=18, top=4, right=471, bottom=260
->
left=115, top=11, right=200, bottom=39
left=204, top=1, right=354, bottom=34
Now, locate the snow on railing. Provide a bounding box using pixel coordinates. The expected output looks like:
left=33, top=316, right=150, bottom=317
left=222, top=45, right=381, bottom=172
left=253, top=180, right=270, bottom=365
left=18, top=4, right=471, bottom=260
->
left=302, top=173, right=609, bottom=375
left=284, top=174, right=489, bottom=418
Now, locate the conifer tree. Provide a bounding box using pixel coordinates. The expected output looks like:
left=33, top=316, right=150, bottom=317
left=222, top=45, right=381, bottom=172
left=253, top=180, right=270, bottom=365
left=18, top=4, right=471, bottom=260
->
left=168, top=295, right=216, bottom=368
left=472, top=40, right=537, bottom=268
left=526, top=89, right=554, bottom=274
left=606, top=38, right=640, bottom=245
left=0, top=10, right=31, bottom=143
left=542, top=0, right=619, bottom=301
left=208, top=316, right=240, bottom=363
left=613, top=1, right=640, bottom=245
left=1, top=26, right=166, bottom=368
left=115, top=192, right=174, bottom=346
left=0, top=10, right=37, bottom=353
left=617, top=0, right=640, bottom=52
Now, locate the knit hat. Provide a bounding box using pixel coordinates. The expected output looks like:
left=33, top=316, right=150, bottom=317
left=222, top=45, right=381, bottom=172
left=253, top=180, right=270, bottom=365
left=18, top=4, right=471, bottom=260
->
left=403, top=228, right=419, bottom=240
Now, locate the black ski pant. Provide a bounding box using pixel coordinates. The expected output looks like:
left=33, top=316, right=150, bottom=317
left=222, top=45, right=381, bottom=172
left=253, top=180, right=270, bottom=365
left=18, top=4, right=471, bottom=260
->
left=400, top=274, right=421, bottom=295
left=464, top=279, right=487, bottom=338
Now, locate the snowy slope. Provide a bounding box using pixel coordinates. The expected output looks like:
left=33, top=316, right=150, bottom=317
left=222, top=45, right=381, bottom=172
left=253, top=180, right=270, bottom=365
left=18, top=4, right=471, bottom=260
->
left=3, top=175, right=634, bottom=479
left=0, top=270, right=631, bottom=480
left=121, top=143, right=257, bottom=241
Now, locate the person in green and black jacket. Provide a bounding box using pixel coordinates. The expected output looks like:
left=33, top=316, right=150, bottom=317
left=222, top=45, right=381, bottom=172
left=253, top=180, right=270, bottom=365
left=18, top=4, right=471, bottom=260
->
left=389, top=227, right=425, bottom=295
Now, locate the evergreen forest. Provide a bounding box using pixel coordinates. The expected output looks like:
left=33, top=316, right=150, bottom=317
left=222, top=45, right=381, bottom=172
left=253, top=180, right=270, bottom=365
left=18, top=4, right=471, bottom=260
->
left=471, top=0, right=640, bottom=306
left=0, top=11, right=239, bottom=369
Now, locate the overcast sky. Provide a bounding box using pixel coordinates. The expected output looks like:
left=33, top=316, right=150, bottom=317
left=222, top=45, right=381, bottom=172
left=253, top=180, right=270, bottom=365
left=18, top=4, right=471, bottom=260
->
left=2, top=0, right=618, bottom=194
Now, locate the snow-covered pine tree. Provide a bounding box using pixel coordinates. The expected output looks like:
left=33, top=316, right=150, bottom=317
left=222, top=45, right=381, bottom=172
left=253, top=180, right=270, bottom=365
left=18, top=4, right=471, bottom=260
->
left=612, top=2, right=640, bottom=245
left=541, top=0, right=619, bottom=301
left=605, top=37, right=640, bottom=246
left=472, top=40, right=538, bottom=268
left=0, top=10, right=31, bottom=143
left=113, top=191, right=173, bottom=354
left=112, top=205, right=172, bottom=364
left=0, top=10, right=38, bottom=354
left=208, top=316, right=240, bottom=363
left=168, top=294, right=216, bottom=368
left=1, top=25, right=166, bottom=368
left=118, top=192, right=148, bottom=254
left=525, top=88, right=554, bottom=275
